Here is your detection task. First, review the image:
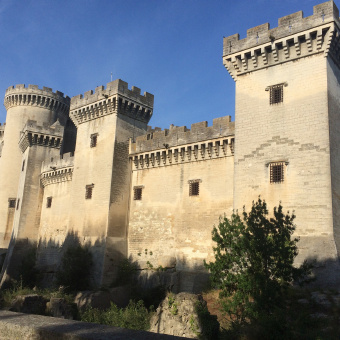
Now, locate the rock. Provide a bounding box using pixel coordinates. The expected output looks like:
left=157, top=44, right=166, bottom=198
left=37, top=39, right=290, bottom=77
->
left=46, top=297, right=76, bottom=319
left=9, top=294, right=48, bottom=315
left=109, top=286, right=130, bottom=308
left=75, top=290, right=112, bottom=311
left=150, top=292, right=219, bottom=339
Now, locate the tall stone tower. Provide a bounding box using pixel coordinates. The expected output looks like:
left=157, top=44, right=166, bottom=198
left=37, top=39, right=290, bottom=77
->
left=223, top=0, right=340, bottom=283
left=0, top=85, right=70, bottom=249
left=69, top=79, right=153, bottom=285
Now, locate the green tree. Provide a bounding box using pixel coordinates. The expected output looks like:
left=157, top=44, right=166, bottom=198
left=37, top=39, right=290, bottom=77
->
left=204, top=198, right=313, bottom=331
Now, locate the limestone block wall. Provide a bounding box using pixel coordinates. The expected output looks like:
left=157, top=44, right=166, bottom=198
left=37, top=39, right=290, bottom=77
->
left=129, top=118, right=235, bottom=290
left=0, top=123, right=4, bottom=158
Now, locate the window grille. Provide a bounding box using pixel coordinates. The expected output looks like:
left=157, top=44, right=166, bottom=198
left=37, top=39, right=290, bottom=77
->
left=188, top=179, right=202, bottom=196
left=270, top=162, right=285, bottom=183
left=85, top=184, right=94, bottom=199
left=270, top=84, right=283, bottom=104
left=46, top=197, right=52, bottom=208
left=90, top=134, right=98, bottom=148
left=8, top=199, right=16, bottom=208
left=134, top=186, right=143, bottom=200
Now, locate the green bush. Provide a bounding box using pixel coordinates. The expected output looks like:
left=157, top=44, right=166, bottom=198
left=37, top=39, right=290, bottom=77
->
left=55, top=245, right=93, bottom=292
left=80, top=300, right=152, bottom=331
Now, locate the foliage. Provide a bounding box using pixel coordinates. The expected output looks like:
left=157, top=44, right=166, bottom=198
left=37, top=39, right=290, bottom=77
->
left=167, top=293, right=178, bottom=315
left=55, top=245, right=93, bottom=292
left=195, top=300, right=219, bottom=339
left=80, top=300, right=153, bottom=331
left=112, top=257, right=138, bottom=287
left=18, top=247, right=39, bottom=288
left=204, top=198, right=313, bottom=335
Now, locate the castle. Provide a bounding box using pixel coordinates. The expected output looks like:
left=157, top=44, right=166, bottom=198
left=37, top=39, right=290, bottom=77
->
left=1, top=1, right=340, bottom=291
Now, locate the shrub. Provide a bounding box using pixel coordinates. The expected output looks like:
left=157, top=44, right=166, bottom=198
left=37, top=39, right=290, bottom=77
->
left=55, top=245, right=93, bottom=292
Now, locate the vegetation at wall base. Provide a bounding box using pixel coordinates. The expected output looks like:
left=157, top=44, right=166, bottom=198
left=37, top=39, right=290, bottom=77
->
left=80, top=300, right=153, bottom=331
left=55, top=244, right=93, bottom=292
left=204, top=198, right=314, bottom=338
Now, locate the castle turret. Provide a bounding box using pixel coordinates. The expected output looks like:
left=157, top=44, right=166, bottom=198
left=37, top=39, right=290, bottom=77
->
left=223, top=1, right=340, bottom=285
left=67, top=79, right=153, bottom=286
left=0, top=85, right=70, bottom=249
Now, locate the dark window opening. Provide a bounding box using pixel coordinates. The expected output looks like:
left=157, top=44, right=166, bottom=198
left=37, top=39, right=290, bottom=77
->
left=134, top=187, right=143, bottom=200
left=85, top=184, right=94, bottom=199
left=90, top=134, right=98, bottom=148
left=16, top=199, right=20, bottom=210
left=270, top=84, right=283, bottom=104
left=270, top=162, right=284, bottom=183
left=189, top=181, right=200, bottom=196
left=46, top=197, right=52, bottom=208
left=8, top=199, right=16, bottom=208
left=22, top=160, right=25, bottom=171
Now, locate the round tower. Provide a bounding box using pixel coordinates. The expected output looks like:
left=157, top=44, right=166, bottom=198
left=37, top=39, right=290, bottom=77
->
left=0, top=84, right=70, bottom=248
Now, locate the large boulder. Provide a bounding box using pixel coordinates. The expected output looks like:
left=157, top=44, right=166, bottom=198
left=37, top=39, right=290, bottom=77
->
left=46, top=297, right=76, bottom=319
left=150, top=292, right=219, bottom=339
left=9, top=294, right=48, bottom=315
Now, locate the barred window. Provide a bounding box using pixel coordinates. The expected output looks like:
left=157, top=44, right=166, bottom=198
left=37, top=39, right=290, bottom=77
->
left=8, top=198, right=16, bottom=208
left=270, top=84, right=283, bottom=104
left=270, top=162, right=285, bottom=183
left=46, top=197, right=52, bottom=208
left=188, top=179, right=202, bottom=196
left=134, top=186, right=143, bottom=200
left=90, top=134, right=98, bottom=148
left=85, top=184, right=94, bottom=199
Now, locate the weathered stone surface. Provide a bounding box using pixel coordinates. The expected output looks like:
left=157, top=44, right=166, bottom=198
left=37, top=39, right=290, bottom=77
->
left=9, top=294, right=48, bottom=315
left=150, top=292, right=218, bottom=339
left=46, top=297, right=76, bottom=319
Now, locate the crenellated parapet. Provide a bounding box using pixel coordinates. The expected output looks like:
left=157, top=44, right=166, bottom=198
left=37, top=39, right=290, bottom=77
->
left=70, top=79, right=154, bottom=126
left=18, top=120, right=64, bottom=153
left=4, top=84, right=70, bottom=119
left=129, top=116, right=234, bottom=169
left=223, top=1, right=340, bottom=80
left=40, top=152, right=74, bottom=187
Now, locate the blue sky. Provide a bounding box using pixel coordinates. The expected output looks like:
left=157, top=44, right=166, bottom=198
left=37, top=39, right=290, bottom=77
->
left=0, top=0, right=327, bottom=129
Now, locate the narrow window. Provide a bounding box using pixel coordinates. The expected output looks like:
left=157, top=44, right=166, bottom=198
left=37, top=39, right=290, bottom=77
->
left=270, top=84, right=284, bottom=104
left=189, top=179, right=201, bottom=196
left=8, top=198, right=16, bottom=208
left=85, top=184, right=94, bottom=199
left=134, top=186, right=143, bottom=200
left=46, top=197, right=52, bottom=208
left=22, top=160, right=25, bottom=171
left=90, top=134, right=98, bottom=148
left=270, top=162, right=285, bottom=183
left=16, top=199, right=20, bottom=210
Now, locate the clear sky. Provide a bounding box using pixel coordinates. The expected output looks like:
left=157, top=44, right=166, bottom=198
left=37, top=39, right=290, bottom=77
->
left=0, top=0, right=328, bottom=129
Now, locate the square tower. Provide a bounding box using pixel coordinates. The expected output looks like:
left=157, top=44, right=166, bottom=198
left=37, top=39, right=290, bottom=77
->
left=223, top=1, right=340, bottom=283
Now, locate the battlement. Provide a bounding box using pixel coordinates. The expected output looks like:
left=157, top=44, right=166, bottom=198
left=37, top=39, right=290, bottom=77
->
left=70, top=79, right=154, bottom=126
left=70, top=79, right=154, bottom=109
left=40, top=152, right=74, bottom=187
left=223, top=1, right=339, bottom=56
left=130, top=115, right=234, bottom=154
left=4, top=84, right=70, bottom=115
left=18, top=120, right=64, bottom=153
left=223, top=1, right=340, bottom=79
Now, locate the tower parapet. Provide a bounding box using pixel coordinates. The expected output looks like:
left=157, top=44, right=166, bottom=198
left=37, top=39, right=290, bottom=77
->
left=70, top=79, right=154, bottom=126
left=4, top=85, right=70, bottom=121
left=223, top=1, right=340, bottom=79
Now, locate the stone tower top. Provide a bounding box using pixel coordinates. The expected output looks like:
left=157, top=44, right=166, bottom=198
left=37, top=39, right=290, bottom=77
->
left=223, top=1, right=340, bottom=80
left=4, top=84, right=70, bottom=118
left=70, top=79, right=154, bottom=126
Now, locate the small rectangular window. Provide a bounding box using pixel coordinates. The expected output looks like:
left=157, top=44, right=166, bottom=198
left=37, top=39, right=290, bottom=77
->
left=90, top=134, right=98, bottom=148
left=85, top=184, right=94, bottom=199
left=8, top=198, right=16, bottom=208
left=188, top=179, right=201, bottom=196
left=270, top=84, right=283, bottom=104
left=22, top=160, right=25, bottom=171
left=46, top=197, right=52, bottom=208
left=16, top=199, right=20, bottom=210
left=270, top=162, right=285, bottom=183
left=134, top=186, right=143, bottom=200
